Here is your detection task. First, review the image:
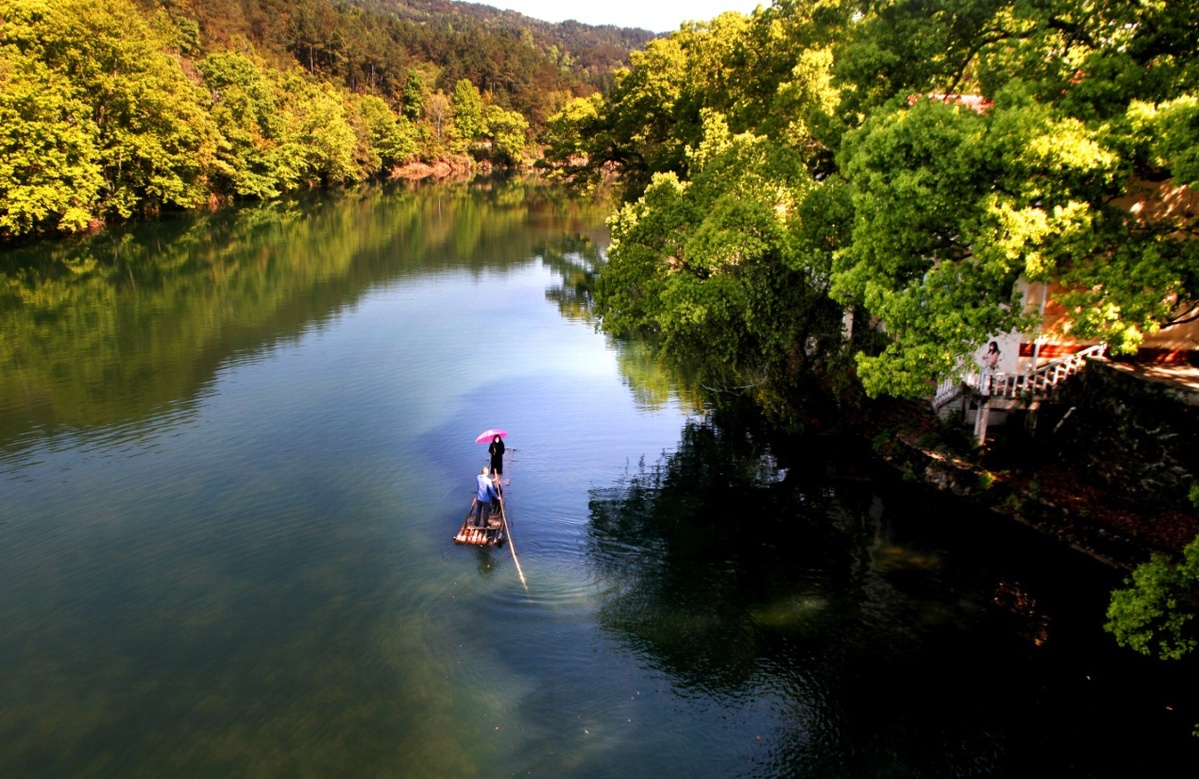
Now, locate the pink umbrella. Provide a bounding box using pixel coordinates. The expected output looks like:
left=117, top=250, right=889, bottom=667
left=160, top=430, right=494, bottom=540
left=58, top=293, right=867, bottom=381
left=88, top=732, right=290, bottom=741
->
left=475, top=429, right=508, bottom=444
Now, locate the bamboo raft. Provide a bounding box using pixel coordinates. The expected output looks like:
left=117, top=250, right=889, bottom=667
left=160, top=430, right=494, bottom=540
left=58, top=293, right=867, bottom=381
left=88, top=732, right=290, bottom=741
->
left=453, top=498, right=506, bottom=546
left=453, top=454, right=527, bottom=590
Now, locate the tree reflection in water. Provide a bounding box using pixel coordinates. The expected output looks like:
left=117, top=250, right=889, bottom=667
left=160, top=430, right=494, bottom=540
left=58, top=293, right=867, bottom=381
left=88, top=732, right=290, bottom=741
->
left=0, top=175, right=614, bottom=448
left=582, top=411, right=1199, bottom=776
left=587, top=414, right=856, bottom=693
left=541, top=232, right=707, bottom=413
left=541, top=232, right=603, bottom=324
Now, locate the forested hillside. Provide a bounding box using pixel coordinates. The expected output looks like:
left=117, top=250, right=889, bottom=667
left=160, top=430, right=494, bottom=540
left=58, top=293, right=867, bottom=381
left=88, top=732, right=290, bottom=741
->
left=150, top=0, right=654, bottom=123
left=0, top=0, right=653, bottom=237
left=354, top=0, right=654, bottom=84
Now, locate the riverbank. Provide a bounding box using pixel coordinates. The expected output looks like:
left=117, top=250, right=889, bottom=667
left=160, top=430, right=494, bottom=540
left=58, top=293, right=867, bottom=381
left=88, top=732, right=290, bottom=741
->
left=390, top=156, right=482, bottom=181
left=854, top=393, right=1199, bottom=571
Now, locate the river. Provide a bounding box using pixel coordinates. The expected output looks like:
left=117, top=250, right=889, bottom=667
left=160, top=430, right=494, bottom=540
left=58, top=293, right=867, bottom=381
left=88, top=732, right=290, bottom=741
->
left=1, top=177, right=1195, bottom=777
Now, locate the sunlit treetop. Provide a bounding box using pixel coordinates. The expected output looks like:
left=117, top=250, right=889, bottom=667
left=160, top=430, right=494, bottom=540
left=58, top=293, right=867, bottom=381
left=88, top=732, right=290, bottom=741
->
left=560, top=0, right=1199, bottom=400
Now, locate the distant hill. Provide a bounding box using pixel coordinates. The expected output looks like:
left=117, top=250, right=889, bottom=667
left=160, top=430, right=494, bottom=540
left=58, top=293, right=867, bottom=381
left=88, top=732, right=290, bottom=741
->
left=351, top=0, right=657, bottom=108
left=158, top=0, right=657, bottom=128
left=355, top=0, right=658, bottom=73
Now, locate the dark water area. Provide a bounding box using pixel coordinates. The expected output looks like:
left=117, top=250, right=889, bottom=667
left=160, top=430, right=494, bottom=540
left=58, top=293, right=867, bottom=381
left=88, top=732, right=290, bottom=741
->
left=589, top=415, right=1199, bottom=777
left=0, top=177, right=1195, bottom=776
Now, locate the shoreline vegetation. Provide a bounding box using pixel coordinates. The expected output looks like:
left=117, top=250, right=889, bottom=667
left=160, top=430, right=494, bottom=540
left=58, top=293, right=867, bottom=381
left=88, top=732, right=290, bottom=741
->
left=389, top=155, right=482, bottom=182
left=852, top=393, right=1199, bottom=572
left=0, top=0, right=646, bottom=240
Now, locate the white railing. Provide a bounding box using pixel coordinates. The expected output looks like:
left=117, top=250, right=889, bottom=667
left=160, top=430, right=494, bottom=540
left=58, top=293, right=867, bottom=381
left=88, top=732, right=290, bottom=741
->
left=934, top=343, right=1107, bottom=408
left=933, top=376, right=966, bottom=408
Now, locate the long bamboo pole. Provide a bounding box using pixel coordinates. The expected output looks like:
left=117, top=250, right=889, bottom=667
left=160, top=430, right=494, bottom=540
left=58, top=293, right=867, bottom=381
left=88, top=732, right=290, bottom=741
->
left=496, top=448, right=527, bottom=591
left=498, top=496, right=527, bottom=591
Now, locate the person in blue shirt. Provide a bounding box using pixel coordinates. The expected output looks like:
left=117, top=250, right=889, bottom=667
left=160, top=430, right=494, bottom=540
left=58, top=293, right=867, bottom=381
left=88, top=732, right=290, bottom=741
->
left=474, top=466, right=500, bottom=528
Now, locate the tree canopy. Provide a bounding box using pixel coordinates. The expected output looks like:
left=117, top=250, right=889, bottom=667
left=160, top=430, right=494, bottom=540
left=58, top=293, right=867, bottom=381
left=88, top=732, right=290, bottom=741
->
left=1106, top=532, right=1199, bottom=662
left=549, top=0, right=1199, bottom=403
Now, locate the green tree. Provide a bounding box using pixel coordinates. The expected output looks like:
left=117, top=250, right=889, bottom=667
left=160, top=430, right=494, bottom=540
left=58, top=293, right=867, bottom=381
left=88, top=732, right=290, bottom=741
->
left=450, top=78, right=483, bottom=153
left=830, top=0, right=1199, bottom=396
left=1, top=0, right=217, bottom=225
left=199, top=50, right=286, bottom=199
left=277, top=72, right=360, bottom=186
left=0, top=46, right=103, bottom=234
left=350, top=94, right=416, bottom=173
left=597, top=113, right=848, bottom=421
left=1106, top=534, right=1199, bottom=661
left=482, top=104, right=528, bottom=164
left=543, top=12, right=760, bottom=196
left=402, top=70, right=424, bottom=122
left=826, top=0, right=1199, bottom=396
left=539, top=93, right=606, bottom=182
left=830, top=97, right=1033, bottom=397
left=574, top=0, right=1199, bottom=404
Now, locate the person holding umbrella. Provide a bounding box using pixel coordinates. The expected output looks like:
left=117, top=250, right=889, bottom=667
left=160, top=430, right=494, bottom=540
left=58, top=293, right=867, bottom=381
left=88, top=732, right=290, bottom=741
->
left=488, top=434, right=505, bottom=483
left=475, top=428, right=508, bottom=491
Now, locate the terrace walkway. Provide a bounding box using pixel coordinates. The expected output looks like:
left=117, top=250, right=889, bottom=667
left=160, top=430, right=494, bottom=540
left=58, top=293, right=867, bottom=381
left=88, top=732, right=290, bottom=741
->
left=932, top=345, right=1107, bottom=443
left=1104, top=361, right=1199, bottom=406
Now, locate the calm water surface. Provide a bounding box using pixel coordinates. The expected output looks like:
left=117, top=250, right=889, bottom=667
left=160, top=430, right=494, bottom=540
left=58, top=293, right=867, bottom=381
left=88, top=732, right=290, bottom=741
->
left=1, top=178, right=1196, bottom=777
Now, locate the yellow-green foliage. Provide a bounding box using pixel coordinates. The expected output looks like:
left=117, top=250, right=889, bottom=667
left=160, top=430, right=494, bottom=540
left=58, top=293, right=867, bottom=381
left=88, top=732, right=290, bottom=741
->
left=1106, top=535, right=1199, bottom=661
left=0, top=45, right=103, bottom=233
left=0, top=0, right=425, bottom=237
left=1, top=0, right=219, bottom=221
left=483, top=105, right=529, bottom=164
left=450, top=79, right=483, bottom=153
left=552, top=0, right=1199, bottom=400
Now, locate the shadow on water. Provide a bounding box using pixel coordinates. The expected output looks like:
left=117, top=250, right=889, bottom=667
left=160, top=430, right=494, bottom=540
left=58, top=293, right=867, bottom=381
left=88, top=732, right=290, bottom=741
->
left=541, top=232, right=604, bottom=323
left=475, top=544, right=499, bottom=579
left=585, top=409, right=1199, bottom=777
